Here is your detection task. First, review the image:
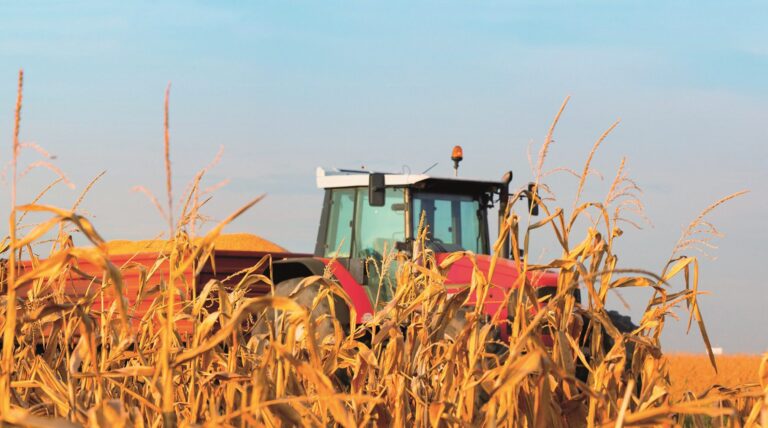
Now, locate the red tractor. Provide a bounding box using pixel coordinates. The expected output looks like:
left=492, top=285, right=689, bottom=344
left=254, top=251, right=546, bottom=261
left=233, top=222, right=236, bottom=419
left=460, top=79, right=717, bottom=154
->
left=269, top=153, right=563, bottom=338
left=270, top=153, right=636, bottom=378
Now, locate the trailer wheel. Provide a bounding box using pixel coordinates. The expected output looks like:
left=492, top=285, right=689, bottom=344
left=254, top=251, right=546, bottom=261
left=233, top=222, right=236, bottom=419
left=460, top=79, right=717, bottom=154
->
left=272, top=277, right=351, bottom=343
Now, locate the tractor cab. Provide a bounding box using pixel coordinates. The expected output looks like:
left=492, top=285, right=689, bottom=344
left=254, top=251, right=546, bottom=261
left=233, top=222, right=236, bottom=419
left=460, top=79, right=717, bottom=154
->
left=313, top=166, right=518, bottom=300
left=267, top=151, right=575, bottom=335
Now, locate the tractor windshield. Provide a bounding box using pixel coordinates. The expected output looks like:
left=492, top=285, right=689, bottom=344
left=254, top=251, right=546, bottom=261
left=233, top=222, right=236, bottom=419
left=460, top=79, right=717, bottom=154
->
left=412, top=192, right=484, bottom=254
left=320, top=187, right=487, bottom=259
left=320, top=187, right=407, bottom=259
left=354, top=188, right=406, bottom=259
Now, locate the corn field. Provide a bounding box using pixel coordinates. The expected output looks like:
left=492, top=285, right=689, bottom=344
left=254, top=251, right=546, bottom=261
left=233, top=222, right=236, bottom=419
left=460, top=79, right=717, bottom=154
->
left=0, top=71, right=765, bottom=427
left=667, top=354, right=764, bottom=403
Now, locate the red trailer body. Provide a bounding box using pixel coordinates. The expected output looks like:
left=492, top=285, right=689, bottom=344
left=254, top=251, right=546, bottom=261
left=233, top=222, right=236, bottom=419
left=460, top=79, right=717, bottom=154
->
left=16, top=250, right=306, bottom=334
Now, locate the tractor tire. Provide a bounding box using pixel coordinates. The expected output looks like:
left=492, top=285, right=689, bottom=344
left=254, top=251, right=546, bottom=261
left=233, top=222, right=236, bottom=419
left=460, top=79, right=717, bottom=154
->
left=443, top=307, right=472, bottom=342
left=443, top=307, right=504, bottom=355
left=603, top=310, right=637, bottom=357
left=272, top=276, right=351, bottom=343
left=576, top=310, right=638, bottom=383
left=606, top=310, right=643, bottom=396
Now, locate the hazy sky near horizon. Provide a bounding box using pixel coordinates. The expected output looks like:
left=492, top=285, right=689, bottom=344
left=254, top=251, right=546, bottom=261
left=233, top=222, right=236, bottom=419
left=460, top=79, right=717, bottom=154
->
left=0, top=1, right=766, bottom=353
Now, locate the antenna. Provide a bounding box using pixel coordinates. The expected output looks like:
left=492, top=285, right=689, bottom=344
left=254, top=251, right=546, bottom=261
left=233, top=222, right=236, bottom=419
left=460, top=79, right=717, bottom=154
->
left=422, top=162, right=438, bottom=174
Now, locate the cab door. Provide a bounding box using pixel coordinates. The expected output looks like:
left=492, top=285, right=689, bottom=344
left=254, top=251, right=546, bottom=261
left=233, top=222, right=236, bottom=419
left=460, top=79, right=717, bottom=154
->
left=315, top=187, right=406, bottom=304
left=351, top=187, right=406, bottom=303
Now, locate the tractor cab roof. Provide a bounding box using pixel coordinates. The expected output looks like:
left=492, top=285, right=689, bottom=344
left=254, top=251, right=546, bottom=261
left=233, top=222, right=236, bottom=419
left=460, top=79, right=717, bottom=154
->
left=315, top=167, right=505, bottom=196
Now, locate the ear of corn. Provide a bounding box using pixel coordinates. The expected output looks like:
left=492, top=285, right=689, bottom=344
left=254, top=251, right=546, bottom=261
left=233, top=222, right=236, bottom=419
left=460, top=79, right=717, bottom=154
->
left=0, top=79, right=761, bottom=427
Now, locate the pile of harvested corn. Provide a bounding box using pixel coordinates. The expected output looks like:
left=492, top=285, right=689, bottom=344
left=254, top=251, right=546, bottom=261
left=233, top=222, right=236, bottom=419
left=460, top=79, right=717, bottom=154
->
left=103, top=232, right=285, bottom=254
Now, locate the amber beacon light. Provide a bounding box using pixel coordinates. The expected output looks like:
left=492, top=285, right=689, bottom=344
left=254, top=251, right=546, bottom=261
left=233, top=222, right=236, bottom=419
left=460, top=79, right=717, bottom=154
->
left=451, top=145, right=463, bottom=176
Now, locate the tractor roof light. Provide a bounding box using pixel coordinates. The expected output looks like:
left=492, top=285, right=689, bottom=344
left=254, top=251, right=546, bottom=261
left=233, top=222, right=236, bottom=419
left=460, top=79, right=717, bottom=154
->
left=451, top=145, right=463, bottom=176
left=451, top=145, right=464, bottom=162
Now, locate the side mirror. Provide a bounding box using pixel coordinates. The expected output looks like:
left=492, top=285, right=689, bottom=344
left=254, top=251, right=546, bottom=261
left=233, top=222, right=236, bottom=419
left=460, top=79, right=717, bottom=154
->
left=369, top=173, right=386, bottom=207
left=527, top=182, right=539, bottom=216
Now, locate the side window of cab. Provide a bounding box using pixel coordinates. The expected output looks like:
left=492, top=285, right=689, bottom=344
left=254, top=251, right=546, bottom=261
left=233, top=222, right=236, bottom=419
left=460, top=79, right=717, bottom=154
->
left=323, top=188, right=355, bottom=258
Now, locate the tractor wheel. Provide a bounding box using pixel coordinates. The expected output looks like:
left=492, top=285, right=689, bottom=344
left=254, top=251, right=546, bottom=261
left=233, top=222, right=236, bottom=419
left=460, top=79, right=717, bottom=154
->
left=441, top=307, right=503, bottom=409
left=576, top=310, right=638, bottom=384
left=443, top=307, right=503, bottom=355
left=443, top=306, right=472, bottom=342
left=272, top=276, right=351, bottom=343
left=602, top=310, right=637, bottom=356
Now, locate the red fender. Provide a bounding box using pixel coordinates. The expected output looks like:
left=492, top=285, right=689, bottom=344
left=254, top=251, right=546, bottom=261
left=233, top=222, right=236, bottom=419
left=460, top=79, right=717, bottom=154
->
left=320, top=258, right=375, bottom=323
left=436, top=253, right=559, bottom=344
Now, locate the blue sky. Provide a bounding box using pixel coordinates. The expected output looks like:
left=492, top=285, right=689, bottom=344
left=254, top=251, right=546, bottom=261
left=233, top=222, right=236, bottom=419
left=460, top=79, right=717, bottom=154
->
left=0, top=1, right=766, bottom=353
